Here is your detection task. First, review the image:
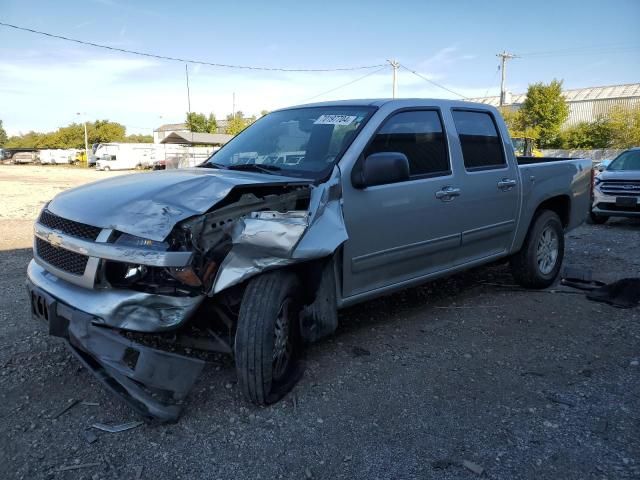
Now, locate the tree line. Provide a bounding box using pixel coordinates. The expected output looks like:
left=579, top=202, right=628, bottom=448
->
left=2, top=97, right=637, bottom=151
left=502, top=79, right=640, bottom=149
left=0, top=120, right=152, bottom=149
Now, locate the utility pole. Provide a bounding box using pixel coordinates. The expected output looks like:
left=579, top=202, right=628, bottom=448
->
left=185, top=64, right=193, bottom=166
left=232, top=92, right=236, bottom=120
left=76, top=112, right=88, bottom=165
left=496, top=51, right=518, bottom=106
left=388, top=59, right=399, bottom=98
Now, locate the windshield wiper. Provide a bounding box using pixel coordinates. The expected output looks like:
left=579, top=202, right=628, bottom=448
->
left=226, top=163, right=282, bottom=175
left=199, top=162, right=227, bottom=169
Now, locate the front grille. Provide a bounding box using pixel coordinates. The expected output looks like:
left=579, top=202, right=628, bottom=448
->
left=596, top=202, right=640, bottom=213
left=39, top=209, right=101, bottom=240
left=600, top=180, right=640, bottom=197
left=36, top=238, right=88, bottom=275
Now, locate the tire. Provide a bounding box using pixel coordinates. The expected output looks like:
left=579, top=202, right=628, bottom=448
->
left=103, top=166, right=110, bottom=171
left=510, top=210, right=565, bottom=289
left=587, top=212, right=608, bottom=225
left=235, top=270, right=304, bottom=405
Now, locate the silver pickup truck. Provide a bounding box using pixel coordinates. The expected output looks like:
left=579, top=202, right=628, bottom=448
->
left=26, top=99, right=590, bottom=420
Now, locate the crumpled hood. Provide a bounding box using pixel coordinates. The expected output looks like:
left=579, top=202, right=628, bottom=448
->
left=598, top=170, right=640, bottom=182
left=48, top=168, right=311, bottom=241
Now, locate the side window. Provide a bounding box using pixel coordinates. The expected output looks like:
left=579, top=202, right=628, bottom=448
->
left=452, top=110, right=506, bottom=170
left=364, top=110, right=449, bottom=177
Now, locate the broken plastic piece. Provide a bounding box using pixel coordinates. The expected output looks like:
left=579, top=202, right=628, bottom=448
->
left=91, top=420, right=143, bottom=433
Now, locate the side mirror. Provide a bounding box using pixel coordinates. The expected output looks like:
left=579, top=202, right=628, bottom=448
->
left=596, top=164, right=605, bottom=172
left=352, top=152, right=410, bottom=188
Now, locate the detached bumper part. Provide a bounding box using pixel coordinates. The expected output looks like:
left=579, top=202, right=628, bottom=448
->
left=27, top=262, right=205, bottom=422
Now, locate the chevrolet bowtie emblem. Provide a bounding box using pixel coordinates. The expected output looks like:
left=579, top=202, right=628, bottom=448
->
left=47, top=232, right=63, bottom=247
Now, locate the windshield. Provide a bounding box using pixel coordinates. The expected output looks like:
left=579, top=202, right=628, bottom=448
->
left=608, top=150, right=640, bottom=171
left=203, top=106, right=375, bottom=179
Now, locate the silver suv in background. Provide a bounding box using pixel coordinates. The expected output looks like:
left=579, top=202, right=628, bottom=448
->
left=590, top=147, right=640, bottom=224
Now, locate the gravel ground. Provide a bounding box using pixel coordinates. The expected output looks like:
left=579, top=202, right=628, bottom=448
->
left=0, top=165, right=638, bottom=480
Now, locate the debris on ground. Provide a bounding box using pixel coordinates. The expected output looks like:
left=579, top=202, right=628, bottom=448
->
left=134, top=465, right=144, bottom=480
left=462, top=459, right=485, bottom=475
left=55, top=462, right=102, bottom=472
left=91, top=421, right=144, bottom=433
left=50, top=398, right=80, bottom=419
left=82, top=429, right=99, bottom=444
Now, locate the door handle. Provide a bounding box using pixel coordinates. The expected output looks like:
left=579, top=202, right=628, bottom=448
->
left=435, top=186, right=461, bottom=201
left=497, top=178, right=517, bottom=190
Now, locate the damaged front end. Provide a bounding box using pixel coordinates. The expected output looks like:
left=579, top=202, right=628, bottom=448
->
left=27, top=168, right=347, bottom=421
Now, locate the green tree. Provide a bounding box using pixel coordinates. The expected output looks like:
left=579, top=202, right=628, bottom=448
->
left=123, top=134, right=154, bottom=143
left=518, top=80, right=569, bottom=148
left=606, top=105, right=640, bottom=149
left=91, top=120, right=126, bottom=144
left=207, top=113, right=218, bottom=133
left=225, top=111, right=256, bottom=136
left=560, top=117, right=613, bottom=149
left=3, top=120, right=128, bottom=149
left=186, top=112, right=218, bottom=133
left=0, top=120, right=7, bottom=146
left=500, top=107, right=540, bottom=142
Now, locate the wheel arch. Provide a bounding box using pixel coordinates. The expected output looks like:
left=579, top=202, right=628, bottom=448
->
left=513, top=194, right=571, bottom=252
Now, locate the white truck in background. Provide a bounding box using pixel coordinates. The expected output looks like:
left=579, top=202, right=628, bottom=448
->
left=94, top=143, right=156, bottom=171
left=39, top=149, right=77, bottom=165
left=93, top=143, right=217, bottom=171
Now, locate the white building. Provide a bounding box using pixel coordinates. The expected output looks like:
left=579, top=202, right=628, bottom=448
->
left=468, top=83, right=640, bottom=127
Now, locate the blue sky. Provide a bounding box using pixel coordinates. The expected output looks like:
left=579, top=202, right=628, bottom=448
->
left=1, top=0, right=638, bottom=136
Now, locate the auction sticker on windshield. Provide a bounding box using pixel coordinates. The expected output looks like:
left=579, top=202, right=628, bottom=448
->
left=314, top=115, right=357, bottom=125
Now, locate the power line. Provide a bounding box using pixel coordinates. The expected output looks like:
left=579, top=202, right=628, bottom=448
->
left=0, top=21, right=386, bottom=72
left=301, top=65, right=389, bottom=102
left=519, top=43, right=640, bottom=57
left=397, top=64, right=467, bottom=99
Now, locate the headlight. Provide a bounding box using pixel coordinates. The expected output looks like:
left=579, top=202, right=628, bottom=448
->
left=114, top=233, right=169, bottom=251
left=594, top=176, right=602, bottom=186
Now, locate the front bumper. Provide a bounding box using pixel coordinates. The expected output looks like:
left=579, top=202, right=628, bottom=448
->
left=26, top=261, right=206, bottom=422
left=592, top=190, right=640, bottom=218
left=27, top=261, right=202, bottom=331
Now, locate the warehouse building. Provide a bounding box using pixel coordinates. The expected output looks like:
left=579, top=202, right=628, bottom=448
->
left=468, top=83, right=640, bottom=127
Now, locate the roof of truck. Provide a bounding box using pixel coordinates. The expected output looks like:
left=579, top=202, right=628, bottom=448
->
left=280, top=98, right=494, bottom=111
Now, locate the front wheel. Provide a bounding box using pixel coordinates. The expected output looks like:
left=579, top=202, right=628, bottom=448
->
left=510, top=210, right=564, bottom=289
left=235, top=270, right=304, bottom=405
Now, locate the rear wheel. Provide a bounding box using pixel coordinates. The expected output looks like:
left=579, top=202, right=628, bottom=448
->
left=235, top=271, right=304, bottom=405
left=510, top=210, right=564, bottom=289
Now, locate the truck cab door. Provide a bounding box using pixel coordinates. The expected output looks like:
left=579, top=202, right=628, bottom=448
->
left=340, top=109, right=464, bottom=299
left=449, top=109, right=519, bottom=263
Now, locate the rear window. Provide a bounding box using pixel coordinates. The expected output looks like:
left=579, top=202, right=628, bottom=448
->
left=452, top=110, right=506, bottom=170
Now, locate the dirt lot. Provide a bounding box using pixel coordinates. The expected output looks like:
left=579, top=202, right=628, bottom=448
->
left=1, top=164, right=638, bottom=480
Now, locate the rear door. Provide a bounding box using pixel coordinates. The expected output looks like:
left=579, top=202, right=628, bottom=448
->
left=341, top=109, right=464, bottom=298
left=450, top=109, right=519, bottom=263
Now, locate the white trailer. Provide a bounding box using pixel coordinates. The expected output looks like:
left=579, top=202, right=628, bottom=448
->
left=39, top=149, right=76, bottom=165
